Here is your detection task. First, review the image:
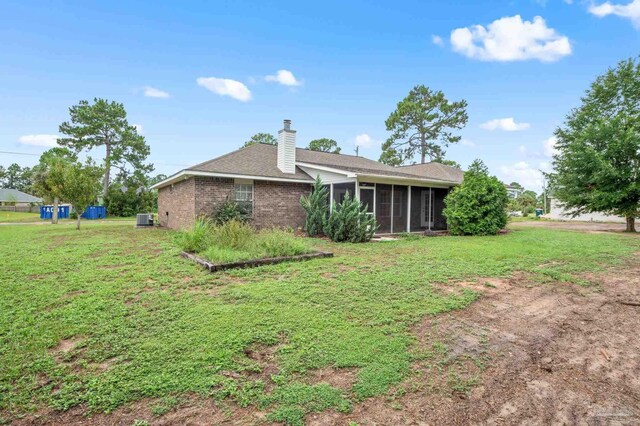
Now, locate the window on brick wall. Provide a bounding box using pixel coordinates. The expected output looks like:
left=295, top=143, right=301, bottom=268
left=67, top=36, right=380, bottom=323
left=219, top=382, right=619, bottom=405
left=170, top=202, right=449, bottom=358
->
left=234, top=184, right=253, bottom=202
left=234, top=183, right=253, bottom=217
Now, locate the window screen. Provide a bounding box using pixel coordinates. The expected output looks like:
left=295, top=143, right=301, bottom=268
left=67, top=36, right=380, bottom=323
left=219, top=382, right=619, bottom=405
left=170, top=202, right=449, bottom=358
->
left=234, top=184, right=253, bottom=202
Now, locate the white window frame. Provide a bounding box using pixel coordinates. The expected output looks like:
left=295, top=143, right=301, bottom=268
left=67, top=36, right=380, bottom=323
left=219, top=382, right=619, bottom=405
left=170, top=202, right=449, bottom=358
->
left=233, top=179, right=254, bottom=206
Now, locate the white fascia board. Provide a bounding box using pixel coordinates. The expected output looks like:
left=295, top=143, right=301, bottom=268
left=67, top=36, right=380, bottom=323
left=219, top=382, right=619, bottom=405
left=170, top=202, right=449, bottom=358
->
left=151, top=170, right=313, bottom=189
left=355, top=173, right=457, bottom=188
left=295, top=162, right=357, bottom=178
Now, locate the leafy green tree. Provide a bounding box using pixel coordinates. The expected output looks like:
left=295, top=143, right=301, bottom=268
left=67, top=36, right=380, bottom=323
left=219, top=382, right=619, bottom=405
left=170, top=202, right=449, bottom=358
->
left=550, top=57, right=640, bottom=232
left=324, top=192, right=377, bottom=242
left=509, top=182, right=524, bottom=190
left=437, top=159, right=462, bottom=169
left=1, top=163, right=33, bottom=192
left=443, top=160, right=509, bottom=235
left=149, top=173, right=168, bottom=186
left=60, top=159, right=103, bottom=230
left=104, top=173, right=157, bottom=217
left=308, top=138, right=341, bottom=154
left=380, top=85, right=468, bottom=165
left=58, top=98, right=152, bottom=199
left=517, top=190, right=538, bottom=211
left=243, top=133, right=277, bottom=147
left=300, top=176, right=329, bottom=236
left=32, top=148, right=77, bottom=224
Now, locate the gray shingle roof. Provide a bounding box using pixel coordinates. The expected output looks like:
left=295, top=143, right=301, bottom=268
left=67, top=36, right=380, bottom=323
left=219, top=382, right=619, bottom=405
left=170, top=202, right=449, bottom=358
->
left=179, top=143, right=463, bottom=185
left=399, top=162, right=464, bottom=184
left=188, top=143, right=313, bottom=181
left=0, top=188, right=43, bottom=203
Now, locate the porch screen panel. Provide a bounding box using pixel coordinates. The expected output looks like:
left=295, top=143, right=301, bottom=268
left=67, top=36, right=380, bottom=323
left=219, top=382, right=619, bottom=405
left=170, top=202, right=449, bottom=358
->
left=433, top=188, right=448, bottom=230
left=375, top=184, right=392, bottom=233
left=332, top=183, right=356, bottom=206
left=410, top=186, right=426, bottom=231
left=392, top=185, right=408, bottom=233
left=322, top=185, right=331, bottom=215
left=359, top=188, right=374, bottom=214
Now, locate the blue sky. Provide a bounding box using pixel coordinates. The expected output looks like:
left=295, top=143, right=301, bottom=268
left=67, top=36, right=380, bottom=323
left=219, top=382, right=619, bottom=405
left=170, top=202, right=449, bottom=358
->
left=1, top=0, right=639, bottom=191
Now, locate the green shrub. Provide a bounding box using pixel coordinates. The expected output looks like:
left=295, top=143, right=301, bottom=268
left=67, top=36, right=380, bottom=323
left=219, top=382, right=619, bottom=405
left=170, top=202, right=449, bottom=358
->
left=176, top=218, right=313, bottom=263
left=324, top=192, right=377, bottom=242
left=213, top=198, right=251, bottom=225
left=174, top=218, right=212, bottom=252
left=203, top=245, right=253, bottom=263
left=257, top=229, right=310, bottom=257
left=211, top=219, right=255, bottom=250
left=300, top=176, right=329, bottom=236
left=443, top=160, right=509, bottom=236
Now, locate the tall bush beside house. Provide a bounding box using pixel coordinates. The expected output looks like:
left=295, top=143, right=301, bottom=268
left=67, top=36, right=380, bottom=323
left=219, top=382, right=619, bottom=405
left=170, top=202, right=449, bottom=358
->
left=325, top=192, right=377, bottom=242
left=443, top=160, right=508, bottom=236
left=300, top=176, right=329, bottom=236
left=213, top=198, right=251, bottom=225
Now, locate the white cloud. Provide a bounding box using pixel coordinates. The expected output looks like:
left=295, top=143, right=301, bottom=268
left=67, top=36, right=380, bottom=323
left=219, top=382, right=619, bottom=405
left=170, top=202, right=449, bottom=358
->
left=589, top=0, right=640, bottom=29
left=355, top=134, right=375, bottom=148
left=543, top=136, right=558, bottom=157
left=133, top=124, right=144, bottom=134
left=450, top=15, right=571, bottom=62
left=461, top=139, right=476, bottom=147
left=18, top=134, right=58, bottom=147
left=265, top=69, right=302, bottom=87
left=480, top=117, right=531, bottom=131
left=143, top=86, right=170, bottom=98
left=432, top=35, right=444, bottom=47
left=499, top=161, right=548, bottom=190
left=196, top=77, right=252, bottom=102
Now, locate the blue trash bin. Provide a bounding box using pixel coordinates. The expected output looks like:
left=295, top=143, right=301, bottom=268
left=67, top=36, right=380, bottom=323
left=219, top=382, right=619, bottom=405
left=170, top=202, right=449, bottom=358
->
left=81, top=206, right=106, bottom=220
left=40, top=205, right=69, bottom=219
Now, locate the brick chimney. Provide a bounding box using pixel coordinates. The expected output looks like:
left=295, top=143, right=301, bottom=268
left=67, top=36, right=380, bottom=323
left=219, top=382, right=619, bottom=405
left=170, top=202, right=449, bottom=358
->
left=277, top=119, right=296, bottom=174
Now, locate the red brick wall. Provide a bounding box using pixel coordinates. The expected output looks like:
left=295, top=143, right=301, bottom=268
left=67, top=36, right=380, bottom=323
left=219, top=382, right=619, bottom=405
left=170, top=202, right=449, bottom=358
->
left=157, top=177, right=195, bottom=229
left=158, top=176, right=311, bottom=230
left=194, top=176, right=235, bottom=218
left=253, top=180, right=311, bottom=229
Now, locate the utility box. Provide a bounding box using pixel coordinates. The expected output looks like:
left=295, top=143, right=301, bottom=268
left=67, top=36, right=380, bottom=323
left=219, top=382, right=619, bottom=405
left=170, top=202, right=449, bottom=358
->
left=535, top=208, right=544, bottom=218
left=136, top=213, right=154, bottom=227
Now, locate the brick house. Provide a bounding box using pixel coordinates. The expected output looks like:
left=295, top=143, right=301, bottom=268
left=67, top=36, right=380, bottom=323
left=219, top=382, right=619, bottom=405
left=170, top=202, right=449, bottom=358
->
left=153, top=120, right=463, bottom=233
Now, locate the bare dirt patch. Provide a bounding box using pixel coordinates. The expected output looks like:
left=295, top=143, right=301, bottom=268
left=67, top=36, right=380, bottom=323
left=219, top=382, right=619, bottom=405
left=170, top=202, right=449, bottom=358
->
left=314, top=260, right=640, bottom=425
left=304, top=367, right=358, bottom=391
left=50, top=337, right=84, bottom=355
left=12, top=397, right=263, bottom=426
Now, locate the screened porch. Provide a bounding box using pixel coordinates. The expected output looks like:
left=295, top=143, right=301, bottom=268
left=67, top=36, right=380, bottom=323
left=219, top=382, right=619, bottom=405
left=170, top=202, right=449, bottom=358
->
left=325, top=180, right=451, bottom=234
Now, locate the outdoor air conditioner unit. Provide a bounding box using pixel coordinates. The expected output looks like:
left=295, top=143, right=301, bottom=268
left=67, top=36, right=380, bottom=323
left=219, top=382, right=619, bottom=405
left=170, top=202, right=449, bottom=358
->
left=136, top=213, right=154, bottom=227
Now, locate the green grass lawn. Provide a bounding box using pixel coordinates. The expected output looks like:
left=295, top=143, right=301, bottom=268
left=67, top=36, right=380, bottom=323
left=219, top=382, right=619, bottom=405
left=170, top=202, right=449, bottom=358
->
left=1, top=223, right=638, bottom=424
left=0, top=211, right=42, bottom=223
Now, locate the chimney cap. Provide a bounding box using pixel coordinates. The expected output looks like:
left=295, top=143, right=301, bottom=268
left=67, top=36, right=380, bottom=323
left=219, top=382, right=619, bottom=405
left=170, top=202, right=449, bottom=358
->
left=283, top=119, right=292, bottom=130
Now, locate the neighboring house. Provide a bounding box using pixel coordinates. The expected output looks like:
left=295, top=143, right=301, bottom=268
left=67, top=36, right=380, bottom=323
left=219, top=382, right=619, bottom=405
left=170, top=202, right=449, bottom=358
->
left=544, top=198, right=626, bottom=223
left=153, top=120, right=463, bottom=233
left=0, top=188, right=43, bottom=206
left=505, top=185, right=524, bottom=199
